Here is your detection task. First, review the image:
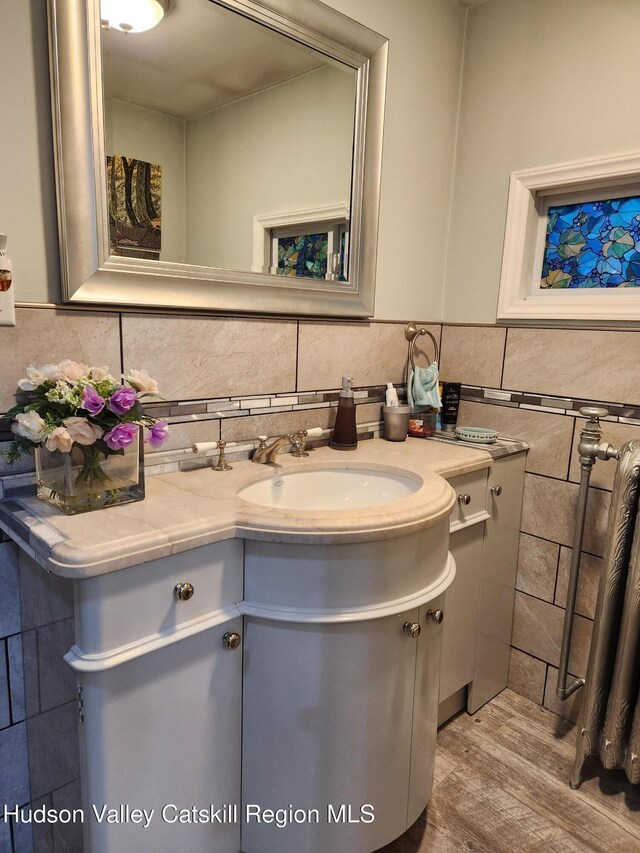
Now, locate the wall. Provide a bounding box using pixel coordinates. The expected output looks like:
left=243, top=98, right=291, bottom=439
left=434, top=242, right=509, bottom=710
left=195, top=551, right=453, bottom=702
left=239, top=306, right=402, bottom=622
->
left=186, top=65, right=355, bottom=270
left=438, top=323, right=640, bottom=721
left=437, top=0, right=640, bottom=720
left=0, top=0, right=466, bottom=319
left=106, top=99, right=187, bottom=264
left=444, top=0, right=640, bottom=323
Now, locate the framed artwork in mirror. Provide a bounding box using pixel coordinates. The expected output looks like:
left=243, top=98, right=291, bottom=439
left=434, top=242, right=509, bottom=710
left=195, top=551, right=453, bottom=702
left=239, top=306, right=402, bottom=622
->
left=497, top=151, right=640, bottom=323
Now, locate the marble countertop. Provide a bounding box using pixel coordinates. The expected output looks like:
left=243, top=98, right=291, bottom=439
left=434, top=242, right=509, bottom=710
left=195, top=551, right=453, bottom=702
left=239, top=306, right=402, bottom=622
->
left=0, top=436, right=526, bottom=579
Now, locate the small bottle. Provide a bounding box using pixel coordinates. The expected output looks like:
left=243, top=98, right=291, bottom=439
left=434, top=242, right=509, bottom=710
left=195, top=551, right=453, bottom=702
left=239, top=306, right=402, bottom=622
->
left=0, top=235, right=12, bottom=293
left=331, top=376, right=358, bottom=451
left=385, top=383, right=399, bottom=407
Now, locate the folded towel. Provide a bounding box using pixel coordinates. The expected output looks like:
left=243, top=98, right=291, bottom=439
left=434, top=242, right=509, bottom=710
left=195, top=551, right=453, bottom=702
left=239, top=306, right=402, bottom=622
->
left=408, top=362, right=441, bottom=413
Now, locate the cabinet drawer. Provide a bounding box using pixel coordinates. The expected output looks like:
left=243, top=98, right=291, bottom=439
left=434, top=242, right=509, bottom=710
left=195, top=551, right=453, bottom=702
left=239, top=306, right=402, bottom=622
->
left=75, top=539, right=243, bottom=655
left=447, top=469, right=489, bottom=530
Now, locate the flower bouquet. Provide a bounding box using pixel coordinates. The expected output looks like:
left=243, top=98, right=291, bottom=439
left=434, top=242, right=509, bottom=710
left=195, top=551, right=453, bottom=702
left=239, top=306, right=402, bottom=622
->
left=2, top=360, right=169, bottom=514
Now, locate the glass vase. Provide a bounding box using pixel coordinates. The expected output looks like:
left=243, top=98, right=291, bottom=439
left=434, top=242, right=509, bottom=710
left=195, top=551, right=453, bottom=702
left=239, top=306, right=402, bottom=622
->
left=35, top=439, right=144, bottom=515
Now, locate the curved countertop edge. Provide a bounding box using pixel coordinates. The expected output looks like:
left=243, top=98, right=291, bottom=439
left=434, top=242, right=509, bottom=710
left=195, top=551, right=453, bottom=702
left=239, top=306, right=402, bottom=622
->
left=0, top=439, right=508, bottom=578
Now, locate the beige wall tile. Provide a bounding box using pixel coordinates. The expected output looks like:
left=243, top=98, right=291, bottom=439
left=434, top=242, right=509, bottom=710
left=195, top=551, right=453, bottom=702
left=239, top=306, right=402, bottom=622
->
left=507, top=648, right=546, bottom=705
left=122, top=315, right=297, bottom=401
left=521, top=474, right=610, bottom=557
left=555, top=547, right=602, bottom=620
left=569, top=420, right=640, bottom=490
left=511, top=591, right=592, bottom=674
left=439, top=325, right=506, bottom=388
left=516, top=533, right=558, bottom=602
left=1, top=308, right=121, bottom=414
left=296, top=322, right=440, bottom=392
left=222, top=409, right=334, bottom=444
left=543, top=665, right=583, bottom=724
left=147, top=420, right=221, bottom=454
left=502, top=328, right=640, bottom=403
left=458, top=401, right=573, bottom=478
left=355, top=402, right=384, bottom=426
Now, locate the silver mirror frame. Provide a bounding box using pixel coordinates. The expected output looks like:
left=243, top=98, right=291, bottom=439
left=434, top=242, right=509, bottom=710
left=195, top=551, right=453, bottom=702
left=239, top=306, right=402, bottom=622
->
left=47, top=0, right=388, bottom=317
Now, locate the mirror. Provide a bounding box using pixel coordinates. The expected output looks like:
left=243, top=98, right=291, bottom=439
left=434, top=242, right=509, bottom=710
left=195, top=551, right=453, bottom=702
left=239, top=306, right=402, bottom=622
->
left=48, top=0, right=388, bottom=317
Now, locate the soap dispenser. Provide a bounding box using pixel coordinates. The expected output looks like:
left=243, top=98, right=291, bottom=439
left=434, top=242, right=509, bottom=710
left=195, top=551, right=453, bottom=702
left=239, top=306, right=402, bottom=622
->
left=330, top=377, right=358, bottom=450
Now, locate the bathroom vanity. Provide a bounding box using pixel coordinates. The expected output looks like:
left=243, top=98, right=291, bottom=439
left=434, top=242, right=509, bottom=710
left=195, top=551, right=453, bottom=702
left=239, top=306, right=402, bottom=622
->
left=0, top=438, right=525, bottom=853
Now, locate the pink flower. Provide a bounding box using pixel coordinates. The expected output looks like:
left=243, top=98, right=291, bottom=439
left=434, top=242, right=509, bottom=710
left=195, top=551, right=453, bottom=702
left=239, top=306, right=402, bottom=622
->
left=103, top=423, right=139, bottom=451
left=108, top=386, right=137, bottom=416
left=81, top=384, right=105, bottom=415
left=146, top=419, right=169, bottom=449
left=63, top=417, right=103, bottom=446
left=45, top=427, right=73, bottom=453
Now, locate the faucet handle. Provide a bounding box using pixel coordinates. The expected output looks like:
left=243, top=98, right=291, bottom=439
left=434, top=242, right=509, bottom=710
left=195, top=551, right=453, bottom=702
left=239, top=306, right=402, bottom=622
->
left=291, top=430, right=310, bottom=457
left=213, top=440, right=232, bottom=471
left=579, top=406, right=609, bottom=421
left=256, top=435, right=268, bottom=449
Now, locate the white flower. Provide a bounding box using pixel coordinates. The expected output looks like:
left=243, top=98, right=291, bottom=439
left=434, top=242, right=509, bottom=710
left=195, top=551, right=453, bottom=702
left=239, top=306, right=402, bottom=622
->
left=58, top=359, right=90, bottom=383
left=11, top=411, right=47, bottom=442
left=64, top=417, right=103, bottom=446
left=90, top=366, right=113, bottom=383
left=17, top=363, right=62, bottom=391
left=45, top=380, right=83, bottom=407
left=45, top=427, right=73, bottom=453
left=125, top=368, right=159, bottom=394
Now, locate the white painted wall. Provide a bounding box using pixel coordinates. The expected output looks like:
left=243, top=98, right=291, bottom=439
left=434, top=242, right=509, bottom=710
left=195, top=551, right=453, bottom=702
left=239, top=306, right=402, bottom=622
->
left=106, top=99, right=187, bottom=264
left=443, top=0, right=640, bottom=324
left=185, top=65, right=354, bottom=271
left=0, top=0, right=60, bottom=304
left=325, top=0, right=466, bottom=321
left=0, top=0, right=466, bottom=320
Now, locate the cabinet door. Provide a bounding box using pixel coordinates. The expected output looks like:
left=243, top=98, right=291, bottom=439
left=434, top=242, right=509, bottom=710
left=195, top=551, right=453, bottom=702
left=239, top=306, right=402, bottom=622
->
left=242, top=611, right=420, bottom=853
left=408, top=595, right=444, bottom=824
left=80, top=618, right=243, bottom=853
left=439, top=523, right=485, bottom=703
left=468, top=453, right=525, bottom=713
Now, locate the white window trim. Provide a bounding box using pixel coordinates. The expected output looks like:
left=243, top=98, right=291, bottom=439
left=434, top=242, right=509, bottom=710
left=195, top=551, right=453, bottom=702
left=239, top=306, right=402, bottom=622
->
left=252, top=204, right=349, bottom=274
left=497, top=151, right=640, bottom=323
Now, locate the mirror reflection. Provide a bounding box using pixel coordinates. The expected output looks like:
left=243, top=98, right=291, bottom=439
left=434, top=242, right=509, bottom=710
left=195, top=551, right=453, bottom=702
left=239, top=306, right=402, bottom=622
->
left=102, top=0, right=357, bottom=281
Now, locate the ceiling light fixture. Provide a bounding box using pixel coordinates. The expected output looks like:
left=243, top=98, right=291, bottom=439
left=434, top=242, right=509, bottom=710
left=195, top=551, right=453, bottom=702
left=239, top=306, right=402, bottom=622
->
left=100, top=0, right=169, bottom=34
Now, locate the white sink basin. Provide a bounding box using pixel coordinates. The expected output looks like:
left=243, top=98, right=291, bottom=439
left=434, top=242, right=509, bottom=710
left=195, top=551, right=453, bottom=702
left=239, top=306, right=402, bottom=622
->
left=238, top=468, right=420, bottom=510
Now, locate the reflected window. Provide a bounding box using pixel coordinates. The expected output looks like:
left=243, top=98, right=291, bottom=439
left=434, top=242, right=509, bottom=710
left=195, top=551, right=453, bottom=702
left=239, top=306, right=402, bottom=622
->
left=271, top=220, right=347, bottom=281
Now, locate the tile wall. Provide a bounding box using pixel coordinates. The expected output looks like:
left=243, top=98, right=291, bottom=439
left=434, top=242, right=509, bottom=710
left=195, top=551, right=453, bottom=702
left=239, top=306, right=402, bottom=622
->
left=0, top=305, right=439, bottom=851
left=2, top=305, right=639, bottom=830
left=441, top=323, right=640, bottom=722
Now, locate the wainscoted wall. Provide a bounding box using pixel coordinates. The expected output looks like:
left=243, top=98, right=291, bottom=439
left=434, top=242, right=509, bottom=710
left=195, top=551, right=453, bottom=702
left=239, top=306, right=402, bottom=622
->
left=440, top=323, right=640, bottom=722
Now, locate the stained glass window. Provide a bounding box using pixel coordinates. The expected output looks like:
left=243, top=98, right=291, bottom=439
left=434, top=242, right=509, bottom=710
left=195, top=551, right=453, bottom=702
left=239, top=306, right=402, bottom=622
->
left=277, top=233, right=328, bottom=279
left=541, top=195, right=640, bottom=288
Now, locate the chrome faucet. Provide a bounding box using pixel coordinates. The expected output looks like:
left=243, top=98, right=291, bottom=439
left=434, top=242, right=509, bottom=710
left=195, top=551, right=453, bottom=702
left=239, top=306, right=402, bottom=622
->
left=251, top=433, right=303, bottom=464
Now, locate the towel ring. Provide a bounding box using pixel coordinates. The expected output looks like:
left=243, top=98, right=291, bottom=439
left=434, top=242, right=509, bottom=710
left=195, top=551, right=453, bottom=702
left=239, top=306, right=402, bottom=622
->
left=404, top=322, right=439, bottom=370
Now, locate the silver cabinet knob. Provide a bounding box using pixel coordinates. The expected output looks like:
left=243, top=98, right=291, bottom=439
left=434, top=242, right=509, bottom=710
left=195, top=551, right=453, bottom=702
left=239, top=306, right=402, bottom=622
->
left=223, top=631, right=242, bottom=650
left=490, top=484, right=503, bottom=496
left=403, top=621, right=421, bottom=639
left=457, top=493, right=471, bottom=505
left=174, top=582, right=194, bottom=601
left=426, top=609, right=444, bottom=624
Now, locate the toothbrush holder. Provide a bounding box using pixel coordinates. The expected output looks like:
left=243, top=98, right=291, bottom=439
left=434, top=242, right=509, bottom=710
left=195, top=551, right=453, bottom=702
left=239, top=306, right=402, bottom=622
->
left=383, top=405, right=411, bottom=441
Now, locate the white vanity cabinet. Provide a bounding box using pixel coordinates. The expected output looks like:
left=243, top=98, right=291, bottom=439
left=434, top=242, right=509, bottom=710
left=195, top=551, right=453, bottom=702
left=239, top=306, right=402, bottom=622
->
left=67, top=540, right=245, bottom=853
left=241, top=529, right=450, bottom=853
left=439, top=453, right=525, bottom=721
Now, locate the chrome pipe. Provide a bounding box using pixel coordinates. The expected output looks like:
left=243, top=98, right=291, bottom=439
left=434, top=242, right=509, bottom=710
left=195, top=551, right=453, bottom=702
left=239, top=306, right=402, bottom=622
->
left=556, top=458, right=591, bottom=700
left=556, top=406, right=619, bottom=701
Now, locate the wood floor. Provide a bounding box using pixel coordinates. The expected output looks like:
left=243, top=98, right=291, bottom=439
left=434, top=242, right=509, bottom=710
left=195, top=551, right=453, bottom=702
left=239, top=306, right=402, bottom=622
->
left=377, top=689, right=640, bottom=853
